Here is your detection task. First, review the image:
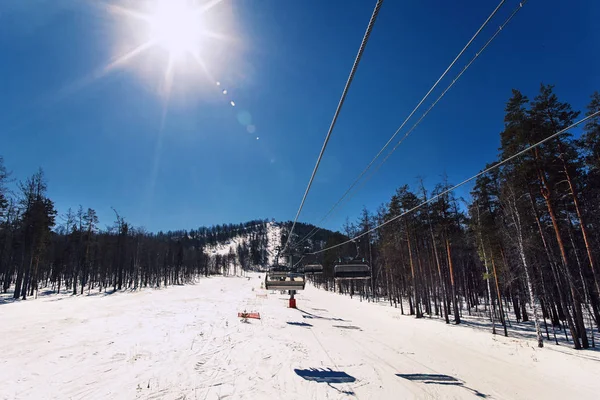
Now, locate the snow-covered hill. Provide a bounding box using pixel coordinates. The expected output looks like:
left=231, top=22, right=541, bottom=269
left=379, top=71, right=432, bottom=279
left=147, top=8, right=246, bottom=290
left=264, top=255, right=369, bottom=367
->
left=2, top=274, right=599, bottom=399
left=265, top=221, right=284, bottom=265
left=203, top=221, right=285, bottom=269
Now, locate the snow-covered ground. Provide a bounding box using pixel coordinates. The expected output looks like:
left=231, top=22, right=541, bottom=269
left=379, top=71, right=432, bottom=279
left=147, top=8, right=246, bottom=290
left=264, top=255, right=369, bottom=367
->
left=2, top=274, right=599, bottom=399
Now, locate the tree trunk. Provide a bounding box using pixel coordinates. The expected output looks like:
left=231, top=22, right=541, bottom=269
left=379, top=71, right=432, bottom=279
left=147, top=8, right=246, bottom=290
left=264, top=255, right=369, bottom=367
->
left=481, top=244, right=496, bottom=332
left=446, top=237, right=460, bottom=324
left=535, top=158, right=584, bottom=349
left=405, top=220, right=422, bottom=318
left=559, top=143, right=600, bottom=303
left=490, top=252, right=508, bottom=336
left=508, top=191, right=543, bottom=347
left=475, top=202, right=496, bottom=333
left=429, top=220, right=449, bottom=324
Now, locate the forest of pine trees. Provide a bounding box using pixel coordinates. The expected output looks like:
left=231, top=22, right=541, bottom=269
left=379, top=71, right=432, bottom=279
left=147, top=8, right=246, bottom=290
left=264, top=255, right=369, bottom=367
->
left=309, top=85, right=600, bottom=350
left=0, top=167, right=276, bottom=302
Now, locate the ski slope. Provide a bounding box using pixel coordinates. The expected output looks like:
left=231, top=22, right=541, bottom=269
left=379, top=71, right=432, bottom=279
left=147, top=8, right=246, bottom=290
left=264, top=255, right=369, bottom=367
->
left=2, top=274, right=599, bottom=399
left=203, top=221, right=283, bottom=267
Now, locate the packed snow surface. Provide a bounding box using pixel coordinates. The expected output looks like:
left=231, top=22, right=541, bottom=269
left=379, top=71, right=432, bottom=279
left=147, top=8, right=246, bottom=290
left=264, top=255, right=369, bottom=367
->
left=2, top=274, right=599, bottom=399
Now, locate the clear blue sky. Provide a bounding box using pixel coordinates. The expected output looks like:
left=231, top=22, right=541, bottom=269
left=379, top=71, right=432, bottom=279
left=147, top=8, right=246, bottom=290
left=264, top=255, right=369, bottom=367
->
left=1, top=0, right=598, bottom=232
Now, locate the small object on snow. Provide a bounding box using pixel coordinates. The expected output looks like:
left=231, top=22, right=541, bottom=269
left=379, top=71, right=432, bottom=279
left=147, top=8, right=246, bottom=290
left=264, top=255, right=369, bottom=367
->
left=238, top=311, right=261, bottom=321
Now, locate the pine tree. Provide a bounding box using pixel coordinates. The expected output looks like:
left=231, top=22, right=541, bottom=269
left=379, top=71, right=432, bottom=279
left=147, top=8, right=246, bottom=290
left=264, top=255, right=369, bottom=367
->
left=528, top=84, right=588, bottom=348
left=15, top=169, right=56, bottom=300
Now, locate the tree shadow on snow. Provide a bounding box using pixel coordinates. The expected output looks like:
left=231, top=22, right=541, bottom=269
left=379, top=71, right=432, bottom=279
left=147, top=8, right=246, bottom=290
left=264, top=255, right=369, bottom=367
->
left=287, top=322, right=313, bottom=328
left=461, top=318, right=600, bottom=357
left=333, top=325, right=362, bottom=331
left=396, top=374, right=488, bottom=398
left=546, top=344, right=600, bottom=361
left=47, top=297, right=69, bottom=303
left=0, top=297, right=18, bottom=306
left=37, top=289, right=59, bottom=297
left=1, top=290, right=63, bottom=305
left=460, top=318, right=538, bottom=336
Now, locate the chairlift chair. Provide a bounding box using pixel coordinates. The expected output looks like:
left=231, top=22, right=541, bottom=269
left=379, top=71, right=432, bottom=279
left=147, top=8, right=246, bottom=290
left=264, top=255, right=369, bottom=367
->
left=264, top=272, right=306, bottom=291
left=268, top=270, right=290, bottom=279
left=334, top=259, right=371, bottom=280
left=267, top=264, right=291, bottom=279
left=303, top=264, right=324, bottom=275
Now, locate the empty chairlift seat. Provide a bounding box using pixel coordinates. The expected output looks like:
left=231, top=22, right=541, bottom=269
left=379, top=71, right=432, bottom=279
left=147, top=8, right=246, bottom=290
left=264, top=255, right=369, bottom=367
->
left=303, top=264, right=324, bottom=274
left=265, top=272, right=306, bottom=291
left=267, top=265, right=292, bottom=279
left=334, top=262, right=371, bottom=280
left=268, top=270, right=290, bottom=279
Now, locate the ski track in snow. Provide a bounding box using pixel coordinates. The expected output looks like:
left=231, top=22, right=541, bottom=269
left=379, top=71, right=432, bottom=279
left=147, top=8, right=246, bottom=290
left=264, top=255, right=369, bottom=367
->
left=2, top=274, right=599, bottom=400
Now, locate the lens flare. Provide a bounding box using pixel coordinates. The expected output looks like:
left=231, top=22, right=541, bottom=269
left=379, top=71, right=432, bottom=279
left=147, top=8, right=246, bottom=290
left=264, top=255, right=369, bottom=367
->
left=105, top=0, right=234, bottom=100
left=147, top=1, right=203, bottom=58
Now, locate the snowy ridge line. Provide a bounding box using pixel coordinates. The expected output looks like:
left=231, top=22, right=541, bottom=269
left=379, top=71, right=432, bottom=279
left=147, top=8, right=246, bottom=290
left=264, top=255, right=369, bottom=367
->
left=168, top=221, right=268, bottom=241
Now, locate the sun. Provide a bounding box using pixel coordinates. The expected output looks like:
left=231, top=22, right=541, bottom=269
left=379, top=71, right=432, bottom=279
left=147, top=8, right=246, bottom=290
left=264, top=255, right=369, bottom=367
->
left=104, top=0, right=233, bottom=99
left=147, top=0, right=204, bottom=59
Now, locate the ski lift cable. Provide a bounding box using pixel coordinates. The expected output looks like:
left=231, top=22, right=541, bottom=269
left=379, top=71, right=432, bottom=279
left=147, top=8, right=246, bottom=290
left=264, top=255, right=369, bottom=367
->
left=300, top=0, right=527, bottom=245
left=372, top=0, right=527, bottom=171
left=295, top=0, right=514, bottom=247
left=295, top=0, right=522, bottom=247
left=293, top=256, right=305, bottom=269
left=282, top=0, right=385, bottom=252
left=310, top=110, right=600, bottom=255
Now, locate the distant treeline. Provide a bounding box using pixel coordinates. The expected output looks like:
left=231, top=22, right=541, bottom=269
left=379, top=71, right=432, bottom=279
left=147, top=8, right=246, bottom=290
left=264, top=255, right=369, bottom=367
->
left=0, top=178, right=279, bottom=301
left=0, top=165, right=340, bottom=304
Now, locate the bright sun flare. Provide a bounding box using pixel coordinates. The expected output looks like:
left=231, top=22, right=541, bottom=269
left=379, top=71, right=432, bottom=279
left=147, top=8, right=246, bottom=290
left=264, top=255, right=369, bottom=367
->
left=147, top=1, right=203, bottom=58
left=105, top=0, right=231, bottom=99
